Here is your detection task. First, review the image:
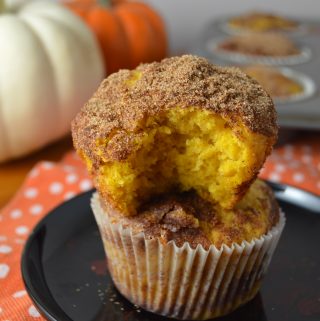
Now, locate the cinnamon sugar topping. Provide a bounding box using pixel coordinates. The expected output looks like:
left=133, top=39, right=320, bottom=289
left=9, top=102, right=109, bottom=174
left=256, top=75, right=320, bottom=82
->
left=72, top=55, right=277, bottom=159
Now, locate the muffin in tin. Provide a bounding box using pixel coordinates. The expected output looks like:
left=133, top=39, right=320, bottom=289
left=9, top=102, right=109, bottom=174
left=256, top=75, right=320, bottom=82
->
left=217, top=32, right=300, bottom=57
left=227, top=11, right=299, bottom=33
left=241, top=65, right=303, bottom=99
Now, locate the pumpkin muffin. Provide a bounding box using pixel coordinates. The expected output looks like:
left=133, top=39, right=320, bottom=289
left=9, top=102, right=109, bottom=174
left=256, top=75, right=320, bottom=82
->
left=242, top=65, right=303, bottom=98
left=72, top=55, right=277, bottom=216
left=91, top=179, right=284, bottom=319
left=72, top=55, right=285, bottom=320
left=217, top=32, right=300, bottom=57
left=228, top=11, right=298, bottom=32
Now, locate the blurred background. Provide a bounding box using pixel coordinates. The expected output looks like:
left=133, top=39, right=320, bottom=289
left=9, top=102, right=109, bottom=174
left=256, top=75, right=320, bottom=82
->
left=144, top=0, right=320, bottom=53
left=0, top=0, right=320, bottom=208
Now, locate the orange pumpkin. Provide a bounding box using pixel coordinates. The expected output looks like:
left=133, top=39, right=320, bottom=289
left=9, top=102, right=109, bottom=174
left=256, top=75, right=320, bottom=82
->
left=66, top=0, right=167, bottom=74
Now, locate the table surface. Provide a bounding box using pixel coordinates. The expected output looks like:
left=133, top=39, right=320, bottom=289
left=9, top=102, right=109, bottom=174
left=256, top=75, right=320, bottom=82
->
left=0, top=136, right=73, bottom=210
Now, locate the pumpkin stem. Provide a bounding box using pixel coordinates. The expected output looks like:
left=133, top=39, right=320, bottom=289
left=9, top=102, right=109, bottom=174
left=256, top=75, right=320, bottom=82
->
left=0, top=0, right=6, bottom=13
left=0, top=0, right=24, bottom=13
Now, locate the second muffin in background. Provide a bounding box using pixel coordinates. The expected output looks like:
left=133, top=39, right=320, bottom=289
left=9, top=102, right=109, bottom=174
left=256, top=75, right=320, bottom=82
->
left=241, top=65, right=303, bottom=99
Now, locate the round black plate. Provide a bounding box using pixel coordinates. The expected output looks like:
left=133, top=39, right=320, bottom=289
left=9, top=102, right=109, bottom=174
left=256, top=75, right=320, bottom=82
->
left=22, top=188, right=320, bottom=321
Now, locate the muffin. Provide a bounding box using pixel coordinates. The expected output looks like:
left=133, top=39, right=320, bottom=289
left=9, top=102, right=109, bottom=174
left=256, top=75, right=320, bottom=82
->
left=72, top=55, right=277, bottom=216
left=228, top=11, right=299, bottom=32
left=91, top=179, right=285, bottom=319
left=241, top=65, right=303, bottom=98
left=72, top=55, right=284, bottom=320
left=217, top=32, right=300, bottom=57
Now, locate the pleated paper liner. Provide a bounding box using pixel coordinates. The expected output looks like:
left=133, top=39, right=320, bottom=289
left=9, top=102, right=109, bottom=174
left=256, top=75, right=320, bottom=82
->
left=207, top=38, right=312, bottom=66
left=91, top=193, right=285, bottom=320
left=271, top=68, right=317, bottom=104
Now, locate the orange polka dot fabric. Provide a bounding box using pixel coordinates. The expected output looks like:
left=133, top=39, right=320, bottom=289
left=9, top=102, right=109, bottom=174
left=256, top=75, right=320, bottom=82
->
left=0, top=152, right=92, bottom=320
left=0, top=135, right=319, bottom=319
left=260, top=134, right=320, bottom=195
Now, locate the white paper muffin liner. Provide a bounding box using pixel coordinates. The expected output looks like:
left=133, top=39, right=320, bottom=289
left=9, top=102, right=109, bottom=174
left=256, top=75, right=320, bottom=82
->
left=91, top=193, right=285, bottom=320
left=272, top=67, right=317, bottom=104
left=207, top=38, right=312, bottom=65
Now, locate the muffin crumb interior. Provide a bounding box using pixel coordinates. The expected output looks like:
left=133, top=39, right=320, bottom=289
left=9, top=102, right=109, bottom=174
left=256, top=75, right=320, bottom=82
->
left=72, top=55, right=277, bottom=216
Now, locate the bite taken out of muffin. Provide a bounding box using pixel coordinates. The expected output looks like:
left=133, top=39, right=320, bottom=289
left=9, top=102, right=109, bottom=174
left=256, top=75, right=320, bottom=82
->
left=72, top=55, right=285, bottom=320
left=72, top=55, right=277, bottom=216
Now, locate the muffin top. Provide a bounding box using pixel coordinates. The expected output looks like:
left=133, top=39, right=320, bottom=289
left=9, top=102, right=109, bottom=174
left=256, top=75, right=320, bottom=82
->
left=72, top=55, right=278, bottom=215
left=72, top=55, right=277, bottom=164
left=242, top=65, right=303, bottom=98
left=228, top=11, right=298, bottom=32
left=101, top=179, right=279, bottom=249
left=218, top=32, right=300, bottom=56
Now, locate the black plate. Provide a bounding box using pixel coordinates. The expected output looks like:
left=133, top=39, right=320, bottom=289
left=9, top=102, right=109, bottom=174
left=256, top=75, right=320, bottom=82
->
left=22, top=186, right=320, bottom=321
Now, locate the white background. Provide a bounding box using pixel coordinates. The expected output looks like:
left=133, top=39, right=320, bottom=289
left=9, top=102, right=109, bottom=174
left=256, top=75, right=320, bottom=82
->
left=144, top=0, right=320, bottom=54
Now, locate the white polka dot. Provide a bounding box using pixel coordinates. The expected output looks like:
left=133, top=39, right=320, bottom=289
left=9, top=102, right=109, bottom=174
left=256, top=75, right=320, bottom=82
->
left=0, top=306, right=2, bottom=313
left=79, top=179, right=92, bottom=191
left=66, top=174, right=78, bottom=184
left=317, top=182, right=320, bottom=189
left=15, top=226, right=29, bottom=236
left=285, top=144, right=293, bottom=151
left=13, top=290, right=27, bottom=298
left=0, top=245, right=12, bottom=254
left=42, top=162, right=54, bottom=170
left=269, top=173, right=281, bottom=182
left=24, top=188, right=38, bottom=199
left=63, top=165, right=74, bottom=172
left=64, top=191, right=76, bottom=200
left=49, top=182, right=64, bottom=195
left=274, top=163, right=286, bottom=173
left=289, top=161, right=300, bottom=169
left=14, top=239, right=25, bottom=245
left=293, top=172, right=305, bottom=183
left=73, top=152, right=80, bottom=160
left=309, top=168, right=317, bottom=177
left=0, top=236, right=7, bottom=242
left=29, top=204, right=43, bottom=216
left=0, top=264, right=10, bottom=279
left=283, top=153, right=293, bottom=161
left=0, top=215, right=2, bottom=222
left=302, top=145, right=312, bottom=153
left=29, top=168, right=39, bottom=178
left=10, top=209, right=23, bottom=219
left=28, top=305, right=41, bottom=318
left=270, top=153, right=280, bottom=162
left=302, top=154, right=312, bottom=163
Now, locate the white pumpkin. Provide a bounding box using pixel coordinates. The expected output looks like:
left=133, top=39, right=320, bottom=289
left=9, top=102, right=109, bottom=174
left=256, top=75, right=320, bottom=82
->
left=0, top=0, right=104, bottom=162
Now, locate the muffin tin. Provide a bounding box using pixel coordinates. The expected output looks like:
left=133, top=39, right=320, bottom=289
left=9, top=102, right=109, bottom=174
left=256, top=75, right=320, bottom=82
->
left=188, top=16, right=320, bottom=129
left=272, top=67, right=316, bottom=104
left=207, top=38, right=312, bottom=65
left=239, top=66, right=316, bottom=104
